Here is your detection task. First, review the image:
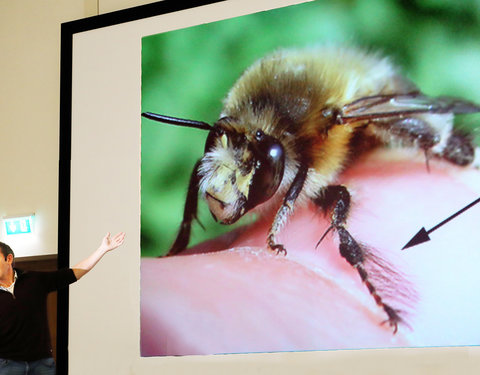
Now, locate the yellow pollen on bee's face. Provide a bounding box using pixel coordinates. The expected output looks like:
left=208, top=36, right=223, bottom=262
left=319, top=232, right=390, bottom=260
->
left=220, top=134, right=228, bottom=149
left=205, top=162, right=254, bottom=205
left=207, top=166, right=237, bottom=202
left=235, top=168, right=254, bottom=197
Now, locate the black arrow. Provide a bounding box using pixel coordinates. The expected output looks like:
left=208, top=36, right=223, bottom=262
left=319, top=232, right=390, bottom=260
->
left=402, top=196, right=480, bottom=250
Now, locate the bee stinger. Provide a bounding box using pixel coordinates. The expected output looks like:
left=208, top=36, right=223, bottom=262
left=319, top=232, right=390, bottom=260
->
left=142, top=46, right=480, bottom=333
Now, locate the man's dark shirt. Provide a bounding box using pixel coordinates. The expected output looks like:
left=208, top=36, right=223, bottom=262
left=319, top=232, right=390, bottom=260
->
left=0, top=268, right=77, bottom=361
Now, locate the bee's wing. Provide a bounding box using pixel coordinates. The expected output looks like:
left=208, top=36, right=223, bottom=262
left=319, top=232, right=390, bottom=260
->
left=341, top=93, right=480, bottom=123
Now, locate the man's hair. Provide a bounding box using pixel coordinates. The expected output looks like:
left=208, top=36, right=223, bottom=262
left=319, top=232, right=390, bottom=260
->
left=0, top=241, right=14, bottom=261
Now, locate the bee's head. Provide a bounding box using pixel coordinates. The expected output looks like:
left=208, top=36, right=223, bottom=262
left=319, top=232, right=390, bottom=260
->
left=199, top=119, right=285, bottom=224
left=141, top=112, right=285, bottom=225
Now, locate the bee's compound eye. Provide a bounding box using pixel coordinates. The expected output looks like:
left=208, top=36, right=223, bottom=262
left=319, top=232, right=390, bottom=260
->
left=267, top=142, right=283, bottom=163
left=246, top=136, right=285, bottom=211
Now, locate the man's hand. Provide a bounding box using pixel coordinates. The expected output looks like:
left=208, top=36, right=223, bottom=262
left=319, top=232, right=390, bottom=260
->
left=99, top=232, right=126, bottom=254
left=73, top=232, right=126, bottom=280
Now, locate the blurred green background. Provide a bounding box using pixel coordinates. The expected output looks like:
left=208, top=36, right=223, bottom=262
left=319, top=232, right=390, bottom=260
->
left=141, top=0, right=480, bottom=257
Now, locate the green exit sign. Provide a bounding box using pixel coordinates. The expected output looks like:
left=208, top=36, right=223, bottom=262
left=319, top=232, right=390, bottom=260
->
left=4, top=216, right=34, bottom=235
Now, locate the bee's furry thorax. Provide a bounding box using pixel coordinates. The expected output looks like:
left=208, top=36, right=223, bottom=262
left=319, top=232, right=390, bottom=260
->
left=217, top=46, right=418, bottom=202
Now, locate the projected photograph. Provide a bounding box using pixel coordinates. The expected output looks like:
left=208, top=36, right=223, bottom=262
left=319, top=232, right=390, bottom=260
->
left=140, top=0, right=480, bottom=356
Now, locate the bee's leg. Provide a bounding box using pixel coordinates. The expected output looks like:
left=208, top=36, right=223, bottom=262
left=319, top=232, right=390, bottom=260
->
left=376, top=117, right=440, bottom=149
left=267, top=165, right=309, bottom=255
left=374, top=118, right=440, bottom=169
left=314, top=185, right=402, bottom=333
left=375, top=118, right=477, bottom=167
left=167, top=160, right=202, bottom=256
left=437, top=129, right=475, bottom=166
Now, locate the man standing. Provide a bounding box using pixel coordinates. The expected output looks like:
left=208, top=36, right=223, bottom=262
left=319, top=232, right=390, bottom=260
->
left=0, top=232, right=125, bottom=375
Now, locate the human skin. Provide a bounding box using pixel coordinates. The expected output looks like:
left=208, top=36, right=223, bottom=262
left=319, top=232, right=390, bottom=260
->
left=72, top=232, right=126, bottom=280
left=140, top=149, right=480, bottom=356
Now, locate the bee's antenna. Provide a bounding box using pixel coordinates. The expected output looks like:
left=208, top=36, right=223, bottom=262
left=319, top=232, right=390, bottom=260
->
left=142, top=112, right=212, bottom=131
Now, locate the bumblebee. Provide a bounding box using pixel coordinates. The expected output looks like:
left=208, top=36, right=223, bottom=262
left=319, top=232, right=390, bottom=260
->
left=142, top=46, right=480, bottom=332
